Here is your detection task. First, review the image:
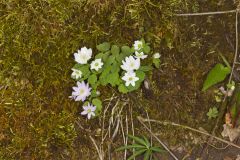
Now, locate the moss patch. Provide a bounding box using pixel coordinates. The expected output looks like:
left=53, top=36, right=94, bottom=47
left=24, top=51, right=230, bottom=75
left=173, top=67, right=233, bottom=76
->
left=0, top=0, right=237, bottom=159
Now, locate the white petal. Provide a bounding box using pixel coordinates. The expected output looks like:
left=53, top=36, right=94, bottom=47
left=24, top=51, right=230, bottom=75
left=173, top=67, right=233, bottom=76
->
left=125, top=81, right=130, bottom=86
left=75, top=96, right=82, bottom=101
left=130, top=81, right=136, bottom=86
left=81, top=110, right=88, bottom=115
left=91, top=106, right=97, bottom=111
left=91, top=112, right=95, bottom=117
left=87, top=113, right=91, bottom=119
left=83, top=105, right=89, bottom=110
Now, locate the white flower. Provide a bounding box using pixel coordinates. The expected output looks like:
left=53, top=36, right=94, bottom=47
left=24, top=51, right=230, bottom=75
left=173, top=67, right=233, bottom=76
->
left=135, top=51, right=148, bottom=59
left=90, top=58, right=104, bottom=71
left=121, top=56, right=140, bottom=72
left=81, top=103, right=96, bottom=119
left=71, top=68, right=82, bottom=79
left=153, top=53, right=161, bottom=59
left=74, top=47, right=92, bottom=64
left=134, top=40, right=143, bottom=51
left=71, top=81, right=91, bottom=102
left=122, top=71, right=139, bottom=87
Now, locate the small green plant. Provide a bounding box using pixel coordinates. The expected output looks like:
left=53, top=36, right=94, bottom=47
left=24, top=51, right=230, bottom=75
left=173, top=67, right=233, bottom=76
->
left=70, top=39, right=161, bottom=119
left=202, top=63, right=231, bottom=91
left=207, top=107, right=218, bottom=119
left=202, top=54, right=231, bottom=91
left=116, top=135, right=165, bottom=160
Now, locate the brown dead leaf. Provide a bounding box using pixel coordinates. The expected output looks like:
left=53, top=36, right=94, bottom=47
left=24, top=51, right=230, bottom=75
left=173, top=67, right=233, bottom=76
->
left=221, top=124, right=240, bottom=142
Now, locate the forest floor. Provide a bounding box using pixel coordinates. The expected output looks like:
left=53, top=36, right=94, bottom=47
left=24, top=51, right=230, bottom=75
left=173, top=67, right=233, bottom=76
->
left=0, top=0, right=240, bottom=159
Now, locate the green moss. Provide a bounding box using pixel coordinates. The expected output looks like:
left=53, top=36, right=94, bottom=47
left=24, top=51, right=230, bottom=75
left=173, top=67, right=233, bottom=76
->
left=0, top=0, right=236, bottom=159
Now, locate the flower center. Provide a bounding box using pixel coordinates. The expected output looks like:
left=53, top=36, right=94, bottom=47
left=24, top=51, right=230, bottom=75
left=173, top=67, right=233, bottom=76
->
left=87, top=109, right=91, bottom=113
left=130, top=63, right=134, bottom=67
left=82, top=55, right=86, bottom=60
left=128, top=77, right=133, bottom=81
left=79, top=89, right=85, bottom=95
left=95, top=63, right=99, bottom=66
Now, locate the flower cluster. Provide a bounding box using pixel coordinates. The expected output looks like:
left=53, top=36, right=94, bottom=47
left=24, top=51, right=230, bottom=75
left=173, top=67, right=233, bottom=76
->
left=70, top=47, right=102, bottom=119
left=70, top=39, right=161, bottom=119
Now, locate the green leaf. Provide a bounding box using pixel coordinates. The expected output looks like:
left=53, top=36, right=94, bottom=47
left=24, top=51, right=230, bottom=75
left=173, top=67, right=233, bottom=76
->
left=99, top=67, right=111, bottom=86
left=136, top=70, right=146, bottom=82
left=127, top=149, right=147, bottom=160
left=207, top=107, right=218, bottom=119
left=106, top=72, right=120, bottom=87
left=121, top=46, right=132, bottom=55
left=88, top=74, right=97, bottom=88
left=153, top=58, right=160, bottom=69
left=150, top=147, right=166, bottom=153
left=139, top=66, right=153, bottom=72
left=202, top=63, right=231, bottom=91
left=116, top=53, right=126, bottom=63
left=141, top=38, right=146, bottom=44
left=111, top=61, right=120, bottom=73
left=96, top=42, right=111, bottom=52
left=128, top=135, right=147, bottom=146
left=95, top=52, right=110, bottom=62
left=118, top=84, right=129, bottom=93
left=143, top=44, right=150, bottom=53
left=111, top=45, right=120, bottom=56
left=92, top=98, right=102, bottom=114
left=143, top=136, right=150, bottom=147
left=115, top=144, right=146, bottom=151
left=105, top=55, right=115, bottom=67
left=143, top=150, right=151, bottom=160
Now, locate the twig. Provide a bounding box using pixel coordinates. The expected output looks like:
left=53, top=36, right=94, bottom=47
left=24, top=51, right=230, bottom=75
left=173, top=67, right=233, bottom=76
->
left=119, top=116, right=126, bottom=160
left=111, top=116, right=120, bottom=140
left=138, top=116, right=240, bottom=150
left=108, top=116, right=120, bottom=160
left=102, top=94, right=116, bottom=144
left=175, top=9, right=239, bottom=16
left=125, top=114, right=128, bottom=160
left=130, top=104, right=136, bottom=160
left=145, top=110, right=153, bottom=146
left=104, top=99, right=120, bottom=141
left=229, top=10, right=239, bottom=83
left=137, top=116, right=179, bottom=160
left=107, top=102, right=126, bottom=160
left=100, top=94, right=116, bottom=160
left=89, top=136, right=104, bottom=160
left=206, top=142, right=230, bottom=150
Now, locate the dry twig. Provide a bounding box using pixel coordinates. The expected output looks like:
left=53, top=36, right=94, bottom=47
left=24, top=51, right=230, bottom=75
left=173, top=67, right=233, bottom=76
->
left=90, top=135, right=104, bottom=160
left=175, top=9, right=239, bottom=16
left=137, top=116, right=179, bottom=160
left=138, top=116, right=240, bottom=150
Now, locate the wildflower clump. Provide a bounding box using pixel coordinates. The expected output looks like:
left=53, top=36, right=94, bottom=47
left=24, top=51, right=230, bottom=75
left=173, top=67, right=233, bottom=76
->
left=70, top=39, right=161, bottom=119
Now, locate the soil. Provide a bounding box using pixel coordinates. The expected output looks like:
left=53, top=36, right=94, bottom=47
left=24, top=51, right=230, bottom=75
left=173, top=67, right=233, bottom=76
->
left=1, top=0, right=240, bottom=159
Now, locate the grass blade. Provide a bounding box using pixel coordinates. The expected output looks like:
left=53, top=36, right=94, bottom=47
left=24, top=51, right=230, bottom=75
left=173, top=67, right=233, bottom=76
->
left=150, top=146, right=166, bottom=153
left=143, top=136, right=151, bottom=147
left=128, top=134, right=147, bottom=146
left=115, top=144, right=145, bottom=151
left=127, top=149, right=147, bottom=160
left=144, top=150, right=151, bottom=160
